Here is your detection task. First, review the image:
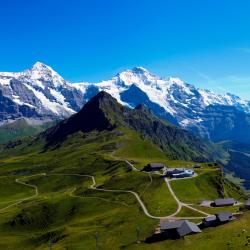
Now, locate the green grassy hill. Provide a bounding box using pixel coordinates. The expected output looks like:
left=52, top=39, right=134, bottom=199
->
left=0, top=127, right=245, bottom=250
left=217, top=140, right=250, bottom=189
left=0, top=118, right=54, bottom=144
left=0, top=92, right=246, bottom=249
left=44, top=91, right=227, bottom=162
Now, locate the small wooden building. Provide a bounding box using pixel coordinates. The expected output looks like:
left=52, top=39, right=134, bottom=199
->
left=202, top=212, right=235, bottom=228
left=212, top=198, right=235, bottom=207
left=143, top=163, right=165, bottom=172
left=160, top=220, right=201, bottom=238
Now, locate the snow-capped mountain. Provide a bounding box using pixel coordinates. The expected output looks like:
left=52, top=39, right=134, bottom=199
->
left=75, top=66, right=250, bottom=143
left=1, top=62, right=250, bottom=143
left=75, top=66, right=250, bottom=125
left=75, top=66, right=250, bottom=116
left=0, top=62, right=84, bottom=122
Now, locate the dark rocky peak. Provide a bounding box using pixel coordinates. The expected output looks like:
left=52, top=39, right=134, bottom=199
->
left=44, top=91, right=125, bottom=144
left=135, top=103, right=151, bottom=113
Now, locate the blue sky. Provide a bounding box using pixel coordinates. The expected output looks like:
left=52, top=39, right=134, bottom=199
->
left=1, top=0, right=250, bottom=99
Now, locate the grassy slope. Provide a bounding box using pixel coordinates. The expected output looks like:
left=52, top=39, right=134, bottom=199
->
left=0, top=176, right=34, bottom=202
left=114, top=129, right=196, bottom=169
left=171, top=169, right=245, bottom=204
left=0, top=119, right=54, bottom=144
left=217, top=140, right=250, bottom=190
left=0, top=128, right=246, bottom=249
left=128, top=211, right=250, bottom=250
left=0, top=128, right=174, bottom=249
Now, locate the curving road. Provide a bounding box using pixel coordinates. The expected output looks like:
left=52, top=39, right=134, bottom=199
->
left=47, top=170, right=211, bottom=219
left=49, top=173, right=172, bottom=219
left=127, top=160, right=210, bottom=217
left=164, top=177, right=211, bottom=217
left=0, top=162, right=210, bottom=220
left=0, top=173, right=46, bottom=213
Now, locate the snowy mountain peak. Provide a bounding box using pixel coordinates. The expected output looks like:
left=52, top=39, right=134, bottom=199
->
left=22, top=62, right=66, bottom=89
left=131, top=66, right=150, bottom=74
left=168, top=77, right=184, bottom=85
left=117, top=67, right=152, bottom=78
left=0, top=62, right=82, bottom=120
left=31, top=61, right=51, bottom=70
left=0, top=63, right=250, bottom=133
left=115, top=67, right=159, bottom=88
left=75, top=66, right=250, bottom=116
left=28, top=61, right=59, bottom=78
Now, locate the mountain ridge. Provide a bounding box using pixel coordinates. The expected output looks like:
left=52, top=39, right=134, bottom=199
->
left=1, top=62, right=250, bottom=143
left=44, top=91, right=227, bottom=162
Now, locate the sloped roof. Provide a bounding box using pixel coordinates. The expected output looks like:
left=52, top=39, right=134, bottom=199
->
left=148, top=163, right=165, bottom=168
left=204, top=215, right=217, bottom=222
left=160, top=220, right=183, bottom=230
left=160, top=220, right=201, bottom=236
left=177, top=220, right=201, bottom=237
left=216, top=212, right=234, bottom=222
left=214, top=198, right=235, bottom=206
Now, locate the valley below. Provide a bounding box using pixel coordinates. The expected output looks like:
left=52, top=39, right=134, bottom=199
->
left=2, top=2, right=250, bottom=249
left=0, top=91, right=249, bottom=250
left=0, top=126, right=247, bottom=250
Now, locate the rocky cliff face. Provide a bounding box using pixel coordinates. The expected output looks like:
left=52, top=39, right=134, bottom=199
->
left=76, top=67, right=250, bottom=143
left=1, top=62, right=250, bottom=143
left=44, top=91, right=226, bottom=162
left=0, top=62, right=84, bottom=123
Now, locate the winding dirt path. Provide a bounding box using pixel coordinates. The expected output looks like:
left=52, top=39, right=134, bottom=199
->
left=0, top=161, right=210, bottom=220
left=50, top=171, right=210, bottom=219
left=0, top=173, right=45, bottom=213
left=164, top=177, right=211, bottom=217
left=49, top=173, right=174, bottom=219
left=126, top=160, right=211, bottom=217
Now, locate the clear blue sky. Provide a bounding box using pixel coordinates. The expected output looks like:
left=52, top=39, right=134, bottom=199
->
left=1, top=0, right=250, bottom=99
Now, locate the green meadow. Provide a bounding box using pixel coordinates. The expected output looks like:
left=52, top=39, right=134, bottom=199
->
left=0, top=128, right=246, bottom=249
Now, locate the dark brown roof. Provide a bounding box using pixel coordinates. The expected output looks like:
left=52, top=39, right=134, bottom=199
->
left=148, top=163, right=165, bottom=169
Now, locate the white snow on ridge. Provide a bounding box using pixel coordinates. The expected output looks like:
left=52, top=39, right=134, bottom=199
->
left=198, top=88, right=249, bottom=108
left=168, top=77, right=193, bottom=96
left=24, top=83, right=75, bottom=116
left=0, top=62, right=66, bottom=89
left=12, top=95, right=24, bottom=106
left=97, top=79, right=132, bottom=106
left=74, top=66, right=250, bottom=116
left=95, top=68, right=177, bottom=114
left=180, top=118, right=191, bottom=126
left=0, top=77, right=12, bottom=86
left=12, top=95, right=36, bottom=109
left=0, top=62, right=250, bottom=122
left=50, top=88, right=68, bottom=106
left=0, top=62, right=76, bottom=118
left=72, top=82, right=89, bottom=94
left=180, top=118, right=203, bottom=127
left=21, top=62, right=66, bottom=89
